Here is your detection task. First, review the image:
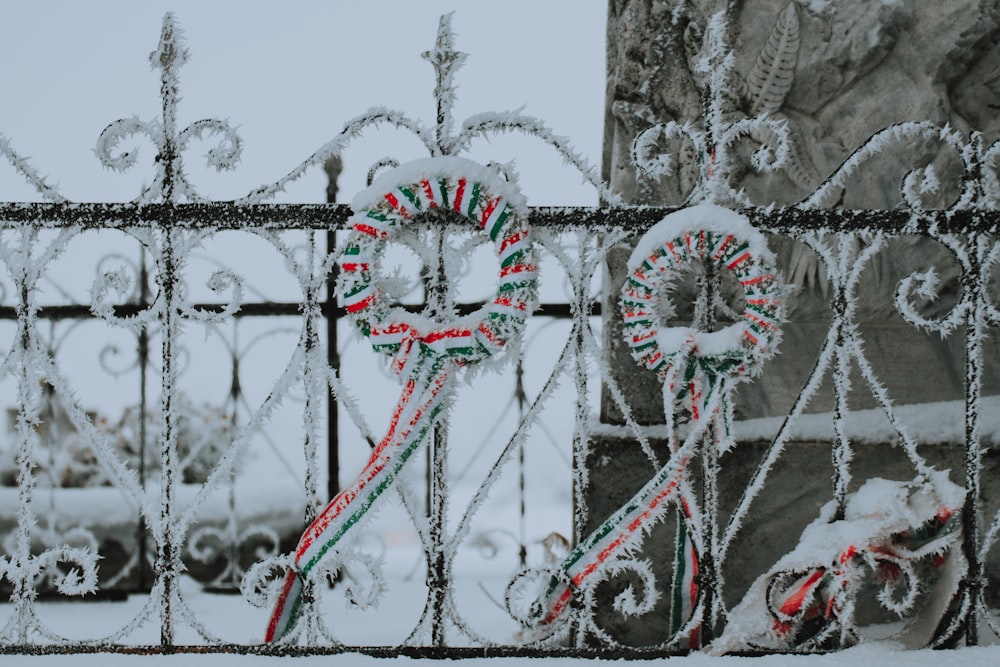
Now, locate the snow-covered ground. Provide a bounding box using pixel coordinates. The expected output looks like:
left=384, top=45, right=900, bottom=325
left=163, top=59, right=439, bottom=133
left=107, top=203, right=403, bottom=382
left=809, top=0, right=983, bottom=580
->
left=4, top=578, right=1000, bottom=666
left=4, top=634, right=1000, bottom=666
left=5, top=647, right=1000, bottom=667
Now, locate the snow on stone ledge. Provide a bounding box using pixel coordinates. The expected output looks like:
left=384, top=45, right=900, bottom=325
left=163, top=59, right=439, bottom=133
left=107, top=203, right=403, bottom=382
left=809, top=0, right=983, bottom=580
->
left=588, top=395, right=1000, bottom=446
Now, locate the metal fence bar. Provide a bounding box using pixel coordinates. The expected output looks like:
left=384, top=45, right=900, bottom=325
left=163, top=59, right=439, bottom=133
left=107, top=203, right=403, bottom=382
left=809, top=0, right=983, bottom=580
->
left=2, top=202, right=999, bottom=233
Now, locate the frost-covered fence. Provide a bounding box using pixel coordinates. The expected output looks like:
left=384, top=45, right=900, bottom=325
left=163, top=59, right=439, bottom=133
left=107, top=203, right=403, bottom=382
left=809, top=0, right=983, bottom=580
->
left=0, top=11, right=999, bottom=659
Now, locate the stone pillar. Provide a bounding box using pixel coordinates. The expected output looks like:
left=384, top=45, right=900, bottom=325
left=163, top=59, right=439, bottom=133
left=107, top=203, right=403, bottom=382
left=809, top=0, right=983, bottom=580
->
left=587, top=0, right=1000, bottom=646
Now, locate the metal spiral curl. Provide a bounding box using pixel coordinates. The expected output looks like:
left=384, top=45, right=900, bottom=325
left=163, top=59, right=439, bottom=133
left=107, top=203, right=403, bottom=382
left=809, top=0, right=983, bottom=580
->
left=895, top=265, right=969, bottom=336
left=7, top=521, right=103, bottom=598
left=803, top=122, right=970, bottom=210
left=631, top=118, right=998, bottom=212
left=95, top=18, right=245, bottom=203
left=870, top=555, right=921, bottom=618
left=577, top=556, right=692, bottom=650
left=504, top=566, right=570, bottom=633
left=603, top=557, right=659, bottom=618
left=240, top=552, right=298, bottom=609
left=179, top=269, right=244, bottom=324
left=315, top=547, right=387, bottom=611
left=631, top=115, right=790, bottom=206
left=31, top=545, right=100, bottom=597
left=187, top=523, right=281, bottom=591
left=177, top=119, right=243, bottom=173
left=893, top=230, right=1000, bottom=337
left=631, top=121, right=705, bottom=183
left=98, top=342, right=143, bottom=379
left=95, top=117, right=161, bottom=175
left=90, top=265, right=162, bottom=330
left=715, top=116, right=791, bottom=203
left=901, top=165, right=944, bottom=213
left=95, top=253, right=147, bottom=296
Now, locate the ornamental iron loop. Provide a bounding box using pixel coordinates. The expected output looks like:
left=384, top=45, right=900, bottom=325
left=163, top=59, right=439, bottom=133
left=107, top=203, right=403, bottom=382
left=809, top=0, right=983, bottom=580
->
left=0, top=10, right=999, bottom=658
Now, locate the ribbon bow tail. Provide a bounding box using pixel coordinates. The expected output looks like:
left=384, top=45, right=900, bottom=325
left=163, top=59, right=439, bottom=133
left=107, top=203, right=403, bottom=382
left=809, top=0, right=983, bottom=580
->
left=264, top=350, right=452, bottom=643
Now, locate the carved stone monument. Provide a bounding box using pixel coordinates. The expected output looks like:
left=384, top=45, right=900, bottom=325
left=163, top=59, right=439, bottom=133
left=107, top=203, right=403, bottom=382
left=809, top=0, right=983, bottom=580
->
left=588, top=0, right=1000, bottom=646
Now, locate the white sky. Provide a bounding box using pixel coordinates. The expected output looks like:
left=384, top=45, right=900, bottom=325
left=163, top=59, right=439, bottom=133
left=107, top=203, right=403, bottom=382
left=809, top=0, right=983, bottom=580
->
left=0, top=1, right=607, bottom=205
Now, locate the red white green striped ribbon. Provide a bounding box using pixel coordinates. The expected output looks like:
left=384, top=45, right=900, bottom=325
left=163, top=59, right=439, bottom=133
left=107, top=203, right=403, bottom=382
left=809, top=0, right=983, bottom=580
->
left=765, top=506, right=961, bottom=647
left=265, top=351, right=452, bottom=643
left=671, top=519, right=700, bottom=644
left=534, top=382, right=719, bottom=636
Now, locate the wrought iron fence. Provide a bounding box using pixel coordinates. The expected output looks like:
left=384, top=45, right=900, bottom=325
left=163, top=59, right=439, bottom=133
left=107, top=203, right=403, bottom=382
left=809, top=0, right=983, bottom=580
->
left=0, top=10, right=999, bottom=659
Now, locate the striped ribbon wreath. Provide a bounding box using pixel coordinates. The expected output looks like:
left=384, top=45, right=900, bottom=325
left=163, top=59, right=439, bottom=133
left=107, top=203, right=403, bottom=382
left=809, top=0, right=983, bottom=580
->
left=533, top=204, right=785, bottom=647
left=265, top=157, right=538, bottom=643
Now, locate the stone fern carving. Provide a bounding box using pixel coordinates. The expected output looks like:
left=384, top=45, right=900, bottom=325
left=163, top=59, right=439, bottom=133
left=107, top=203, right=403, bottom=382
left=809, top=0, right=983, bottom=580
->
left=747, top=2, right=800, bottom=117
left=742, top=2, right=828, bottom=197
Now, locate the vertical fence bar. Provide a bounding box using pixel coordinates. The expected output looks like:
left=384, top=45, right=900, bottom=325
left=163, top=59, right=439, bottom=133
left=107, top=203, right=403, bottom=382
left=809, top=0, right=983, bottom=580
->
left=153, top=16, right=181, bottom=648
left=325, top=235, right=340, bottom=503
left=570, top=237, right=591, bottom=646
left=963, top=235, right=985, bottom=646
left=220, top=324, right=241, bottom=592
left=428, top=422, right=450, bottom=646
left=324, top=160, right=342, bottom=503
left=157, top=226, right=179, bottom=648
left=10, top=257, right=38, bottom=644
left=516, top=360, right=528, bottom=569
left=136, top=253, right=151, bottom=592
left=829, top=236, right=855, bottom=647
left=302, top=232, right=322, bottom=524
left=301, top=231, right=324, bottom=644
left=425, top=228, right=450, bottom=646
left=830, top=236, right=852, bottom=523
left=697, top=259, right=720, bottom=644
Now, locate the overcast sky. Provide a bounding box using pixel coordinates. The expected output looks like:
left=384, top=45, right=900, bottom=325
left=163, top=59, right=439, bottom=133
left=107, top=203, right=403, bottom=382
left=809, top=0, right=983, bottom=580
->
left=0, top=1, right=607, bottom=205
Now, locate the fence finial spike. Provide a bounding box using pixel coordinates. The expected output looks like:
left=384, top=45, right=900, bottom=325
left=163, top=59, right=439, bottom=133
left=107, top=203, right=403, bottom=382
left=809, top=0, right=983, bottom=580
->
left=423, top=12, right=467, bottom=155
left=150, top=13, right=189, bottom=76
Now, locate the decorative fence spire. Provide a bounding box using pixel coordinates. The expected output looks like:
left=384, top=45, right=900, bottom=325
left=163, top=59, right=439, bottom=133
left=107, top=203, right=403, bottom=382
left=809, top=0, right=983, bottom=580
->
left=423, top=12, right=467, bottom=156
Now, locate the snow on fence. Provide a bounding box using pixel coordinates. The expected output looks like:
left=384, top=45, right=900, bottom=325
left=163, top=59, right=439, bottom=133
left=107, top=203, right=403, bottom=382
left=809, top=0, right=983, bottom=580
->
left=0, top=11, right=999, bottom=659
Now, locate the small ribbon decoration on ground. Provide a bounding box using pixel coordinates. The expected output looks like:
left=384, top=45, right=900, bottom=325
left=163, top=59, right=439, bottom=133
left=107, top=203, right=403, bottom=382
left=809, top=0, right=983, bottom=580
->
left=265, top=157, right=538, bottom=643
left=531, top=204, right=785, bottom=645
left=710, top=473, right=965, bottom=653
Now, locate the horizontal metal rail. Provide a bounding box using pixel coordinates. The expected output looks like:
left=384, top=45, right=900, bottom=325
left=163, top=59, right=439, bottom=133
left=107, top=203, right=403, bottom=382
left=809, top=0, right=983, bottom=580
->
left=2, top=202, right=1000, bottom=234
